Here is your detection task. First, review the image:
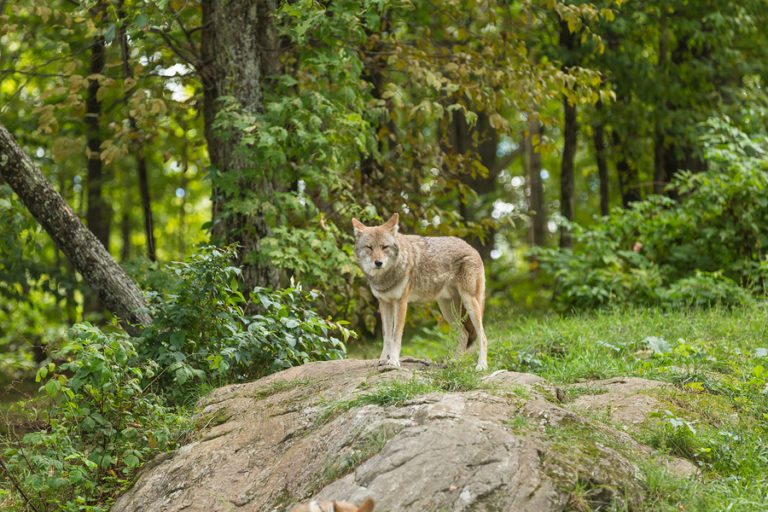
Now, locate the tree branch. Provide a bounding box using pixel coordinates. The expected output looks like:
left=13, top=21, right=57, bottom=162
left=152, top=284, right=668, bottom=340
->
left=170, top=5, right=201, bottom=57
left=491, top=146, right=523, bottom=174
left=149, top=28, right=202, bottom=73
left=0, top=457, right=42, bottom=512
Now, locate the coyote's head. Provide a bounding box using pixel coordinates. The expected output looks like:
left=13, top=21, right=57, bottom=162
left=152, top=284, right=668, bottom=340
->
left=352, top=213, right=400, bottom=275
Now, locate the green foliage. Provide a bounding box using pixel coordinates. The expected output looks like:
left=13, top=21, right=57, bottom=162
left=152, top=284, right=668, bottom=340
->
left=660, top=271, right=754, bottom=308
left=1, top=246, right=352, bottom=510
left=535, top=119, right=768, bottom=309
left=138, top=246, right=350, bottom=402
left=2, top=324, right=184, bottom=512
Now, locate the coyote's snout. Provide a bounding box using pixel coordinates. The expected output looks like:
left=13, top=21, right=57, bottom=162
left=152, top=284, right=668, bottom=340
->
left=353, top=213, right=489, bottom=370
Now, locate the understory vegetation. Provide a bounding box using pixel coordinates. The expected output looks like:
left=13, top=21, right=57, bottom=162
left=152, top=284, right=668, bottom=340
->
left=0, top=247, right=349, bottom=511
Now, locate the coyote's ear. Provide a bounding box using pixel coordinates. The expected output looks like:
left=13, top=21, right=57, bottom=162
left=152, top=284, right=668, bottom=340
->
left=382, top=213, right=399, bottom=234
left=357, top=497, right=375, bottom=512
left=352, top=218, right=367, bottom=237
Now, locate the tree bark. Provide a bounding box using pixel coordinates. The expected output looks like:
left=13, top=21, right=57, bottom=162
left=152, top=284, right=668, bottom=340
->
left=613, top=131, right=642, bottom=207
left=120, top=208, right=131, bottom=262
left=560, top=96, right=576, bottom=248
left=593, top=119, right=610, bottom=216
left=558, top=20, right=578, bottom=248
left=119, top=1, right=156, bottom=261
left=85, top=4, right=110, bottom=251
left=653, top=24, right=669, bottom=195
left=201, top=0, right=280, bottom=291
left=0, top=123, right=152, bottom=333
left=526, top=116, right=546, bottom=247
left=442, top=109, right=519, bottom=261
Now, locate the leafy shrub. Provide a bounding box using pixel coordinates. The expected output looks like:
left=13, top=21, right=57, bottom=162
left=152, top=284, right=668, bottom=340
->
left=661, top=271, right=754, bottom=307
left=1, top=324, right=183, bottom=512
left=1, top=247, right=354, bottom=510
left=137, top=246, right=351, bottom=402
left=535, top=118, right=767, bottom=310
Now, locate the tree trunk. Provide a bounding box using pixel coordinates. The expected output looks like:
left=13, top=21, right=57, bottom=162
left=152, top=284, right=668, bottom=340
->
left=593, top=119, right=610, bottom=216
left=558, top=20, right=578, bottom=248
left=120, top=204, right=132, bottom=262
left=119, top=1, right=156, bottom=261
left=559, top=96, right=577, bottom=248
left=85, top=4, right=110, bottom=251
left=526, top=116, right=546, bottom=247
left=201, top=0, right=280, bottom=291
left=136, top=156, right=155, bottom=260
left=653, top=128, right=666, bottom=195
left=451, top=110, right=494, bottom=260
left=653, top=24, right=669, bottom=195
left=0, top=123, right=152, bottom=333
left=613, top=131, right=642, bottom=207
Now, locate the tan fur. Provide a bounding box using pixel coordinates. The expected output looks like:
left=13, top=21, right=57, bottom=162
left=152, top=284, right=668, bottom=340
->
left=289, top=497, right=375, bottom=512
left=353, top=213, right=489, bottom=370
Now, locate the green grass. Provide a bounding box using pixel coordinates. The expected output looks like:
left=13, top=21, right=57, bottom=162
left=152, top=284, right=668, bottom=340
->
left=349, top=305, right=768, bottom=511
left=319, top=357, right=485, bottom=423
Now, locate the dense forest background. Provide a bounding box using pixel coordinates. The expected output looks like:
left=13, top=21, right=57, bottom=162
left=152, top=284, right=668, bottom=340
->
left=1, top=0, right=768, bottom=510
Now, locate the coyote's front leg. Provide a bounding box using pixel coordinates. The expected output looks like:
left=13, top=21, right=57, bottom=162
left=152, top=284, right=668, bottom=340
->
left=388, top=294, right=410, bottom=367
left=378, top=300, right=399, bottom=366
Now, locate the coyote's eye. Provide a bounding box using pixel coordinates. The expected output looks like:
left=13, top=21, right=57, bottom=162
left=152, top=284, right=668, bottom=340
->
left=382, top=245, right=390, bottom=250
left=365, top=245, right=373, bottom=251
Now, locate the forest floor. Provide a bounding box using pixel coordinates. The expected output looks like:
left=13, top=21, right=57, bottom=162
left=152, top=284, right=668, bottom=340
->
left=0, top=379, right=44, bottom=438
left=350, top=305, right=768, bottom=510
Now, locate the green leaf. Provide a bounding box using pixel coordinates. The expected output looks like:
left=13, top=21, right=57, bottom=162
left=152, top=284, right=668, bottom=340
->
left=644, top=336, right=671, bottom=355
left=44, top=378, right=61, bottom=397
left=104, top=24, right=116, bottom=45
left=124, top=453, right=141, bottom=468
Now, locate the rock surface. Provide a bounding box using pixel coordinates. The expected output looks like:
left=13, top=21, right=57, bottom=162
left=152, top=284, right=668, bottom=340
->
left=112, top=360, right=695, bottom=512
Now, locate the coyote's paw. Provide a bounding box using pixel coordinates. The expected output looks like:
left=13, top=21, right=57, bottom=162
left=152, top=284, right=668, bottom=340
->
left=378, top=358, right=401, bottom=368
left=475, top=361, right=488, bottom=371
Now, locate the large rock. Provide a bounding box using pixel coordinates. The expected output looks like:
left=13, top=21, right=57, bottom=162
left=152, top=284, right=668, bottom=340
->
left=112, top=360, right=693, bottom=512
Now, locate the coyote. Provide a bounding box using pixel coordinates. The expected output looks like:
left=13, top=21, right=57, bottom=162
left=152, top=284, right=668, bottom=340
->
left=352, top=213, right=489, bottom=370
left=289, top=497, right=374, bottom=512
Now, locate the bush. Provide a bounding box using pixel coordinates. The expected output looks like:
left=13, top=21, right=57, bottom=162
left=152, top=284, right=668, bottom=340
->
left=138, top=246, right=351, bottom=402
left=535, top=118, right=767, bottom=310
left=661, top=271, right=754, bottom=308
left=1, top=247, right=353, bottom=510
left=1, top=324, right=183, bottom=512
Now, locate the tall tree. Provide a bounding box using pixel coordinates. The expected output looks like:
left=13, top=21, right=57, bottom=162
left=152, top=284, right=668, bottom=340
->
left=559, top=20, right=578, bottom=248
left=201, top=0, right=280, bottom=291
left=85, top=2, right=110, bottom=250
left=592, top=109, right=610, bottom=216
left=119, top=0, right=156, bottom=261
